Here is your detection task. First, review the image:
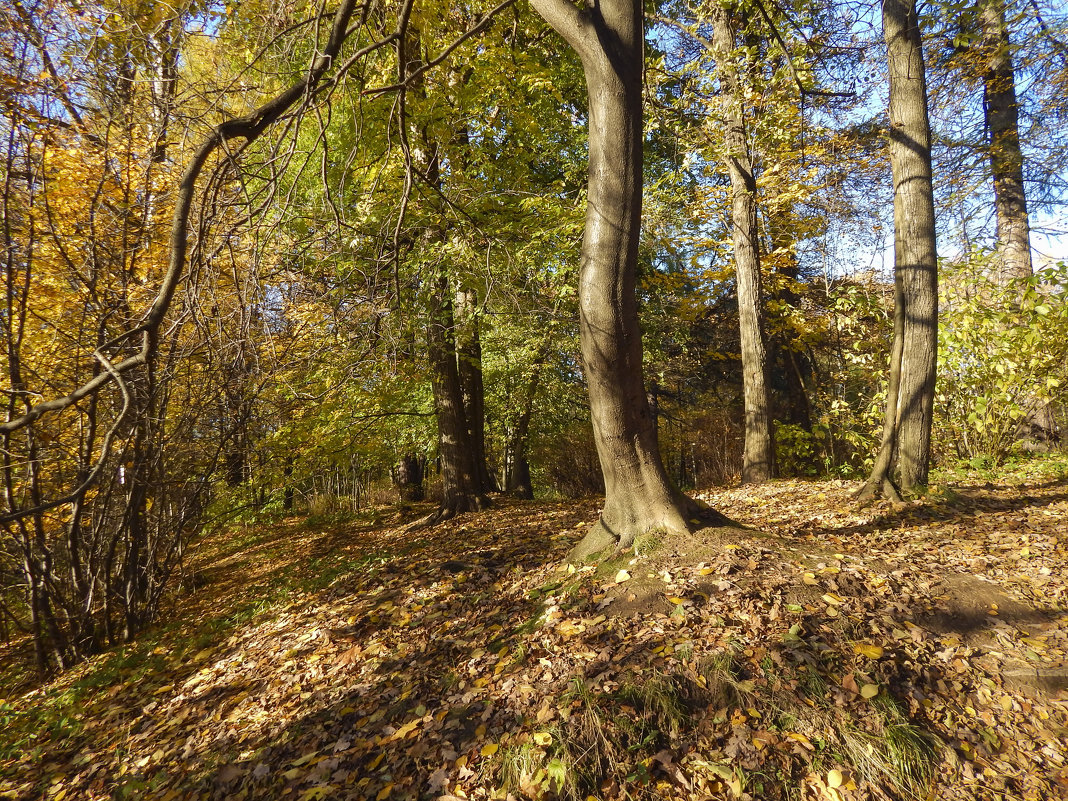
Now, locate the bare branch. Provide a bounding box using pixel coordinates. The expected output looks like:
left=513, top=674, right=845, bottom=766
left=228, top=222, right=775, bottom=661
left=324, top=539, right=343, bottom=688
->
left=0, top=0, right=366, bottom=436
left=0, top=351, right=132, bottom=524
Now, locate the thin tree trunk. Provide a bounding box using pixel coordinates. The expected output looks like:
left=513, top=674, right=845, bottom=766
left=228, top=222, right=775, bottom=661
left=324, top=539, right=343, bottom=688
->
left=529, top=0, right=731, bottom=559
left=861, top=0, right=939, bottom=499
left=505, top=344, right=549, bottom=500
left=979, top=0, right=1032, bottom=281
left=857, top=274, right=906, bottom=503
left=710, top=3, right=775, bottom=484
left=401, top=23, right=487, bottom=524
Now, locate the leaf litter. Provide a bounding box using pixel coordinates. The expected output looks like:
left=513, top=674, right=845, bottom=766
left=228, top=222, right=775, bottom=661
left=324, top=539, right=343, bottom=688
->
left=2, top=465, right=1068, bottom=800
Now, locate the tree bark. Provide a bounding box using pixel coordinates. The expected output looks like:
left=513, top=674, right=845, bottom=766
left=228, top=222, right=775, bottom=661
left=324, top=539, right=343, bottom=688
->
left=861, top=0, right=939, bottom=499
left=454, top=286, right=495, bottom=491
left=394, top=453, right=425, bottom=501
left=528, top=0, right=729, bottom=558
left=403, top=23, right=488, bottom=523
left=426, top=274, right=488, bottom=520
left=505, top=343, right=549, bottom=500
left=979, top=0, right=1032, bottom=281
left=710, top=3, right=775, bottom=484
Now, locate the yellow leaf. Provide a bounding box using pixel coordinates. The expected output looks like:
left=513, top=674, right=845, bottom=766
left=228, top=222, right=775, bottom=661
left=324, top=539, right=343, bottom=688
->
left=376, top=784, right=393, bottom=800
left=785, top=732, right=814, bottom=750
left=854, top=643, right=884, bottom=659
left=533, top=731, right=552, bottom=746
left=666, top=596, right=685, bottom=604
left=481, top=743, right=499, bottom=757
left=822, top=593, right=843, bottom=605
left=861, top=684, right=880, bottom=699
left=391, top=720, right=418, bottom=740
left=291, top=751, right=319, bottom=767
left=614, top=569, right=631, bottom=583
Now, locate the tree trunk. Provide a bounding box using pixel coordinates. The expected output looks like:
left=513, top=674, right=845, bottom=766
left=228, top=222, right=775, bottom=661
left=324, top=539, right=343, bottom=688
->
left=979, top=0, right=1032, bottom=281
left=505, top=345, right=548, bottom=500
left=454, top=285, right=495, bottom=491
left=282, top=459, right=295, bottom=510
left=426, top=277, right=488, bottom=520
left=861, top=0, right=939, bottom=499
left=394, top=453, right=424, bottom=502
left=529, top=0, right=730, bottom=559
left=710, top=3, right=775, bottom=484
left=403, top=23, right=488, bottom=524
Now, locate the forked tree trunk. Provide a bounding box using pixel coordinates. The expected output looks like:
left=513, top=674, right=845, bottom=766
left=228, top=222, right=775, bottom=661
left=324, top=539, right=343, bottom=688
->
left=979, top=0, right=1032, bottom=281
left=860, top=0, right=939, bottom=500
left=529, top=0, right=730, bottom=559
left=710, top=3, right=775, bottom=484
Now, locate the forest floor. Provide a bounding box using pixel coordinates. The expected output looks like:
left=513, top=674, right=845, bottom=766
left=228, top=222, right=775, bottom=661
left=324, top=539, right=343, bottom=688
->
left=3, top=456, right=1068, bottom=801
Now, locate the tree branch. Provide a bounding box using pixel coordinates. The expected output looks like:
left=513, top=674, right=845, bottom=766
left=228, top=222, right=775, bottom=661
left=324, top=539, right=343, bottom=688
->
left=527, top=0, right=593, bottom=62
left=362, top=0, right=518, bottom=95
left=0, top=0, right=366, bottom=436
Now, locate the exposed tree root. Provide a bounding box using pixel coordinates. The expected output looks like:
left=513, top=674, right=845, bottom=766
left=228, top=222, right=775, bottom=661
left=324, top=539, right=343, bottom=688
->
left=408, top=493, right=490, bottom=529
left=570, top=496, right=739, bottom=562
left=854, top=475, right=904, bottom=506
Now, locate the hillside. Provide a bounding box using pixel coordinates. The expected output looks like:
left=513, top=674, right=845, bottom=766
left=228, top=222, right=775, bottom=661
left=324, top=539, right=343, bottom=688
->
left=3, top=459, right=1068, bottom=800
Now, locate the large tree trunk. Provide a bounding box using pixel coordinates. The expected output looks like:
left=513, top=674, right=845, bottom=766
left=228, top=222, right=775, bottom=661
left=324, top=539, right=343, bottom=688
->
left=979, top=0, right=1032, bottom=281
left=529, top=0, right=729, bottom=559
left=860, top=0, right=939, bottom=500
left=393, top=453, right=424, bottom=502
left=710, top=3, right=775, bottom=484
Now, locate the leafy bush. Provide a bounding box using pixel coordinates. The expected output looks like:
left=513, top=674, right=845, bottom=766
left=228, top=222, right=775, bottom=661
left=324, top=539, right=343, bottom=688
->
left=936, top=258, right=1068, bottom=465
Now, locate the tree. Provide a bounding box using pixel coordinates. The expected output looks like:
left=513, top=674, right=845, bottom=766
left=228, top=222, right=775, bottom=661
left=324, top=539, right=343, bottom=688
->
left=859, top=0, right=939, bottom=501
left=977, top=0, right=1032, bottom=280
left=528, top=0, right=728, bottom=557
left=0, top=0, right=375, bottom=671
left=708, top=1, right=775, bottom=484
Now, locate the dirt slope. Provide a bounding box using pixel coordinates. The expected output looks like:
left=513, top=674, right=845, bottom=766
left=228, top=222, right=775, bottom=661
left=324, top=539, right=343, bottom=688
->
left=3, top=464, right=1067, bottom=800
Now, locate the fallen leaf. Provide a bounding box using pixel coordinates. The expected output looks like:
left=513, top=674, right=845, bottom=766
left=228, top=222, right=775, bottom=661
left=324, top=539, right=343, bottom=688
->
left=854, top=643, right=884, bottom=659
